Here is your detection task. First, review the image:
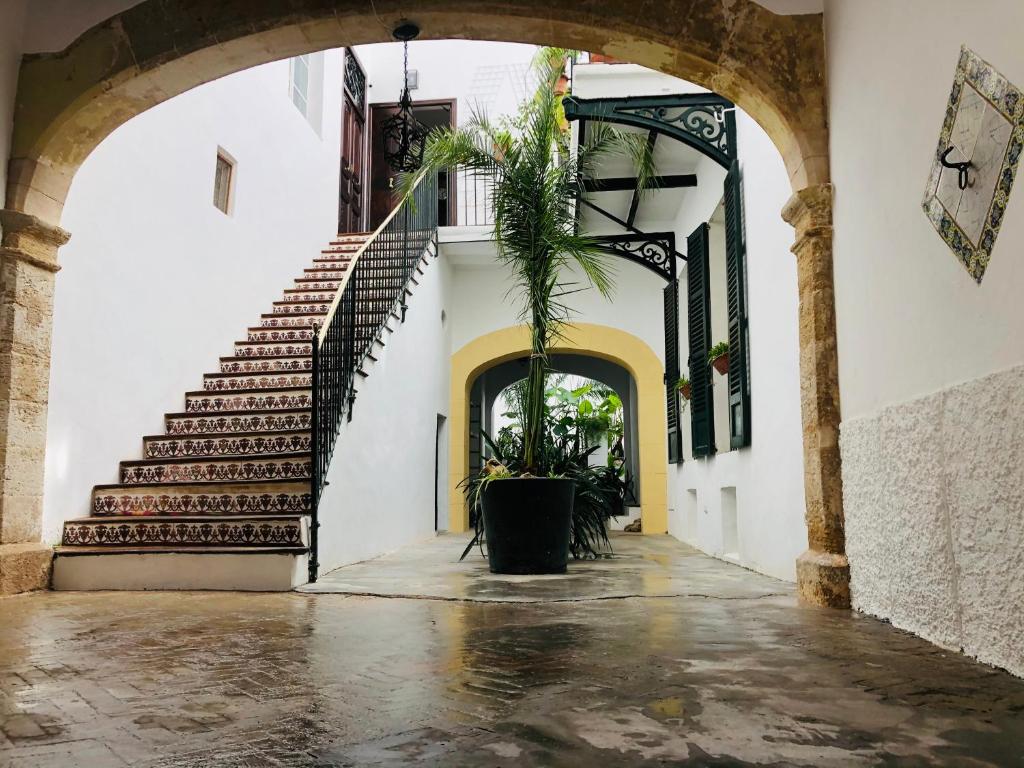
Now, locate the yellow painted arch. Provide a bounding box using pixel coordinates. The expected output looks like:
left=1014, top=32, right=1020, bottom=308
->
left=448, top=323, right=668, bottom=534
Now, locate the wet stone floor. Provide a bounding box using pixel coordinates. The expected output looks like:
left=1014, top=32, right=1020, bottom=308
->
left=1, top=535, right=1023, bottom=766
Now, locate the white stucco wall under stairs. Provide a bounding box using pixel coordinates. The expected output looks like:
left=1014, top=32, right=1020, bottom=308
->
left=315, top=243, right=453, bottom=574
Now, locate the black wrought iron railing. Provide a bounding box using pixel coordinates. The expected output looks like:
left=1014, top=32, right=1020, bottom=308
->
left=455, top=166, right=495, bottom=227
left=309, top=174, right=438, bottom=582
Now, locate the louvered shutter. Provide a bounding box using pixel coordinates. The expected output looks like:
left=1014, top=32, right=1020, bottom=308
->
left=664, top=278, right=683, bottom=464
left=686, top=223, right=715, bottom=457
left=724, top=160, right=751, bottom=449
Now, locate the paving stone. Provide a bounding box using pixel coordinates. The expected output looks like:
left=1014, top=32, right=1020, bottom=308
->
left=0, top=540, right=1023, bottom=765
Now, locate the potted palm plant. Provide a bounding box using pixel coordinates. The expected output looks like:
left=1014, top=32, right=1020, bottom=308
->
left=401, top=49, right=653, bottom=573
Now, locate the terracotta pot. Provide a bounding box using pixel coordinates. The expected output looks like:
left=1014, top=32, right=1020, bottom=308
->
left=678, top=382, right=691, bottom=400
left=554, top=73, right=570, bottom=96
left=711, top=353, right=729, bottom=376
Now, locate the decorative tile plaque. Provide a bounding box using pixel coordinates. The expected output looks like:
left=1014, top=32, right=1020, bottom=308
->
left=923, top=46, right=1024, bottom=282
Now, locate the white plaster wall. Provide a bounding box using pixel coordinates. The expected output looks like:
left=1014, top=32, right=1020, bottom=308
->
left=573, top=64, right=806, bottom=581
left=42, top=53, right=344, bottom=543
left=826, top=0, right=1024, bottom=676
left=353, top=40, right=538, bottom=123
left=316, top=248, right=452, bottom=572
left=443, top=239, right=667, bottom=361
left=841, top=364, right=1024, bottom=678
left=673, top=109, right=806, bottom=582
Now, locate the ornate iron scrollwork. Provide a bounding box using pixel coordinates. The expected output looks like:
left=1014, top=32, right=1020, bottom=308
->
left=344, top=49, right=367, bottom=110
left=565, top=94, right=737, bottom=169
left=594, top=233, right=676, bottom=281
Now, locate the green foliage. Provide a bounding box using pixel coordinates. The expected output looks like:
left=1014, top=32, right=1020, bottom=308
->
left=708, top=341, right=729, bottom=364
left=676, top=374, right=689, bottom=389
left=400, top=46, right=656, bottom=472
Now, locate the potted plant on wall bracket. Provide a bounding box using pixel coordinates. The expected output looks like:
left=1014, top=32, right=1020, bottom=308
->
left=676, top=374, right=691, bottom=401
left=400, top=48, right=654, bottom=574
left=708, top=341, right=730, bottom=376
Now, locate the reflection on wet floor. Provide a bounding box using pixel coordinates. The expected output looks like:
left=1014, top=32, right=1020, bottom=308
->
left=299, top=532, right=791, bottom=602
left=1, top=537, right=1023, bottom=766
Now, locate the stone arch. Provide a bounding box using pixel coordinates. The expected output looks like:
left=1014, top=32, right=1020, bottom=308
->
left=449, top=324, right=669, bottom=535
left=0, top=0, right=847, bottom=607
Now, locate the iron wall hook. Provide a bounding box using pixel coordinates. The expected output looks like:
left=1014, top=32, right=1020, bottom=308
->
left=940, top=146, right=973, bottom=190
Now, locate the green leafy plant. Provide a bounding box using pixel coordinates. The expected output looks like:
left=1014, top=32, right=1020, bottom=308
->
left=676, top=374, right=690, bottom=390
left=402, top=48, right=655, bottom=474
left=708, top=341, right=729, bottom=365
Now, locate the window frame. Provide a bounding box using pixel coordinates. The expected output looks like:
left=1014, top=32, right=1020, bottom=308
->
left=213, top=149, right=236, bottom=216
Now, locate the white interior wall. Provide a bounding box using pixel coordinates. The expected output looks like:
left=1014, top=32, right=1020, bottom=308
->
left=826, top=0, right=1024, bottom=676
left=316, top=250, right=452, bottom=571
left=42, top=53, right=344, bottom=542
left=352, top=40, right=538, bottom=122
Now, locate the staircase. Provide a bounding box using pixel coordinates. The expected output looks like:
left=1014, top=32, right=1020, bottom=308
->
left=53, top=175, right=439, bottom=591
left=52, top=234, right=367, bottom=590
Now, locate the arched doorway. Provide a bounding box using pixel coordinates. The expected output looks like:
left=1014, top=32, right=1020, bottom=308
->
left=469, top=354, right=641, bottom=527
left=449, top=324, right=669, bottom=535
left=0, top=0, right=846, bottom=607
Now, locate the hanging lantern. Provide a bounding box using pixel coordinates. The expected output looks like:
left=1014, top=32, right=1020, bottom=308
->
left=381, top=23, right=427, bottom=173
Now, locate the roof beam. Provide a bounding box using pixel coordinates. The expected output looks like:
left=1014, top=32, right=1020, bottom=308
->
left=626, top=131, right=658, bottom=228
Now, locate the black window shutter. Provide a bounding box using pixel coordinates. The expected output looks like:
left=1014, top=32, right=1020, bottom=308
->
left=663, top=278, right=683, bottom=464
left=724, top=160, right=751, bottom=449
left=687, top=223, right=715, bottom=457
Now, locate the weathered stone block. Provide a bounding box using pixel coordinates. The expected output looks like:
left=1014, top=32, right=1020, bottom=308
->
left=0, top=543, right=52, bottom=594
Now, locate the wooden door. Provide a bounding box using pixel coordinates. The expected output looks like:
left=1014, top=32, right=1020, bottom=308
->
left=338, top=50, right=367, bottom=233
left=368, top=103, right=403, bottom=229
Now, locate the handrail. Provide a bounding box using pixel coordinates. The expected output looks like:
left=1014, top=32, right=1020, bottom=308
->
left=308, top=173, right=439, bottom=582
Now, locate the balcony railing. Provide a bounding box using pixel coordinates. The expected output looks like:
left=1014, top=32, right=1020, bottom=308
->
left=309, top=174, right=439, bottom=582
left=454, top=166, right=495, bottom=227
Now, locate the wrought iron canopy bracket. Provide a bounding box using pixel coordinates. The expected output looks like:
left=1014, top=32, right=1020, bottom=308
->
left=593, top=232, right=677, bottom=282
left=564, top=94, right=737, bottom=170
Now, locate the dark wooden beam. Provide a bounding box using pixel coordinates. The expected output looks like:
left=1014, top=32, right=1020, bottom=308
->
left=582, top=173, right=698, bottom=192
left=627, top=131, right=658, bottom=228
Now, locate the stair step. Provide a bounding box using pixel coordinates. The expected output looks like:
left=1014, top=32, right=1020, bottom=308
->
left=144, top=431, right=310, bottom=459
left=61, top=515, right=308, bottom=548
left=219, top=356, right=311, bottom=374
left=303, top=271, right=347, bottom=282
left=247, top=327, right=314, bottom=343
left=120, top=453, right=310, bottom=484
left=257, top=317, right=320, bottom=330
left=314, top=254, right=354, bottom=263
left=165, top=409, right=311, bottom=436
left=185, top=387, right=311, bottom=413
left=294, top=278, right=342, bottom=289
left=282, top=290, right=337, bottom=302
left=271, top=301, right=330, bottom=315
left=203, top=371, right=311, bottom=391
left=234, top=340, right=312, bottom=356
left=91, top=479, right=311, bottom=517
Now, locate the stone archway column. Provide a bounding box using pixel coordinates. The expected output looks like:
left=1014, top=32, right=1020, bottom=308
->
left=782, top=184, right=850, bottom=609
left=0, top=209, right=69, bottom=594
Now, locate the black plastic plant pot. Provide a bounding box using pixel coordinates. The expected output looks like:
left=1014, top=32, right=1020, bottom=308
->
left=481, top=477, right=575, bottom=574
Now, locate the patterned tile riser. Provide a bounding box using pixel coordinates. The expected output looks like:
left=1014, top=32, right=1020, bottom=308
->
left=120, top=458, right=311, bottom=484
left=282, top=292, right=338, bottom=303
left=165, top=413, right=311, bottom=435
left=145, top=434, right=310, bottom=458
left=247, top=329, right=314, bottom=342
left=258, top=317, right=320, bottom=330
left=62, top=519, right=305, bottom=546
left=185, top=393, right=311, bottom=413
left=304, top=270, right=346, bottom=280
left=91, top=491, right=312, bottom=516
left=234, top=343, right=313, bottom=356
left=203, top=374, right=312, bottom=391
left=219, top=359, right=311, bottom=373
left=294, top=280, right=341, bottom=290
left=272, top=303, right=330, bottom=315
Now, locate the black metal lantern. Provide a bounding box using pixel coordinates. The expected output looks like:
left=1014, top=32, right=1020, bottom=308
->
left=381, top=23, right=427, bottom=173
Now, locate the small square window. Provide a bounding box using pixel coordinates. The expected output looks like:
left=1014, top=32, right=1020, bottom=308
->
left=213, top=151, right=235, bottom=214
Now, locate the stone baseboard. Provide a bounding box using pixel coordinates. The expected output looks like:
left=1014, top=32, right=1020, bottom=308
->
left=0, top=543, right=53, bottom=595
left=796, top=549, right=851, bottom=608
